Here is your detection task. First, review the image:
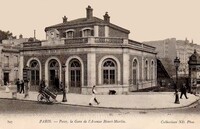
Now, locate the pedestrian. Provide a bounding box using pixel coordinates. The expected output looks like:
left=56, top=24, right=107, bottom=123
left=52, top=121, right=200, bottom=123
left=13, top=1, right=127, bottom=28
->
left=59, top=82, right=63, bottom=91
left=39, top=79, right=46, bottom=93
left=15, top=78, right=20, bottom=93
left=24, top=80, right=30, bottom=98
left=180, top=83, right=188, bottom=99
left=5, top=82, right=10, bottom=93
left=20, top=80, right=25, bottom=94
left=89, top=85, right=100, bottom=106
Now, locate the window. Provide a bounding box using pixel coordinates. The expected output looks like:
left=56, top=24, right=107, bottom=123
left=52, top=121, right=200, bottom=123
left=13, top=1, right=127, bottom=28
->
left=102, top=59, right=116, bottom=84
left=14, top=55, right=19, bottom=67
left=70, top=60, right=81, bottom=87
left=150, top=61, right=154, bottom=80
left=132, top=59, right=138, bottom=85
left=66, top=31, right=74, bottom=38
left=144, top=60, right=148, bottom=81
left=30, top=60, right=40, bottom=85
left=4, top=55, right=9, bottom=67
left=82, top=29, right=94, bottom=37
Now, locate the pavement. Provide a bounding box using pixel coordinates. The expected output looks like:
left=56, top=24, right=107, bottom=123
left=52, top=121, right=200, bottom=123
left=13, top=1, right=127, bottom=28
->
left=0, top=85, right=199, bottom=110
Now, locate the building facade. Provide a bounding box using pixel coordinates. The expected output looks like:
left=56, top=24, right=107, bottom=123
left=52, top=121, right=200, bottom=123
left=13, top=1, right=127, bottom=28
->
left=16, top=6, right=157, bottom=94
left=144, top=38, right=200, bottom=77
left=0, top=35, right=28, bottom=86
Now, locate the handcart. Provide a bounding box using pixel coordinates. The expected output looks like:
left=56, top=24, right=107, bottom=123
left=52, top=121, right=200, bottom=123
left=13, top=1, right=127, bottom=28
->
left=37, top=88, right=57, bottom=104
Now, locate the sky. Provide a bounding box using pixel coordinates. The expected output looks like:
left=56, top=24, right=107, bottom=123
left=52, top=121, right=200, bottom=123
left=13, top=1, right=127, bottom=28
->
left=0, top=0, right=200, bottom=43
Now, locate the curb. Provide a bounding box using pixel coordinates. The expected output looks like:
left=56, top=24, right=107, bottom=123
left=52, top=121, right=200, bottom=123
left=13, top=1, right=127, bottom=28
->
left=0, top=96, right=199, bottom=111
left=60, top=98, right=200, bottom=110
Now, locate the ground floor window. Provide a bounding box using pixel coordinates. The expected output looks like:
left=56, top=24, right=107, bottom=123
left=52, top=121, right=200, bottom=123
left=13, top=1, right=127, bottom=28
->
left=30, top=60, right=40, bottom=85
left=69, top=60, right=81, bottom=87
left=102, top=59, right=116, bottom=84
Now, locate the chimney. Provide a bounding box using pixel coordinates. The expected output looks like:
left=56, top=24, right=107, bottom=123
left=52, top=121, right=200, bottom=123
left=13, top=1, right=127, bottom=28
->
left=63, top=16, right=67, bottom=23
left=19, top=34, right=23, bottom=39
left=86, top=5, right=93, bottom=19
left=104, top=12, right=110, bottom=23
left=34, top=30, right=36, bottom=40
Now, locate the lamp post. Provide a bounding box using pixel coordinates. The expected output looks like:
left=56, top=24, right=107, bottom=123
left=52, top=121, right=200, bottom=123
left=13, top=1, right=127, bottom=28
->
left=23, top=66, right=30, bottom=98
left=62, top=64, right=67, bottom=102
left=174, top=57, right=180, bottom=104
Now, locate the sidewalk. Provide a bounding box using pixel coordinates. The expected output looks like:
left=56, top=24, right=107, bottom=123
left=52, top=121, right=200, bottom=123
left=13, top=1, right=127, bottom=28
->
left=0, top=86, right=199, bottom=110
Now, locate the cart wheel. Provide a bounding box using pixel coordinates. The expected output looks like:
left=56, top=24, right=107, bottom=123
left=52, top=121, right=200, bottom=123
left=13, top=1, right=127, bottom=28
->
left=37, top=93, right=47, bottom=103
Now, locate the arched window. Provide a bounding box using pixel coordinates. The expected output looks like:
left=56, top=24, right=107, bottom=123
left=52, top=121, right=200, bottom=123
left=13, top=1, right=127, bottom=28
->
left=132, top=59, right=138, bottom=85
left=66, top=31, right=74, bottom=38
left=30, top=60, right=40, bottom=85
left=150, top=61, right=154, bottom=80
left=49, top=59, right=60, bottom=88
left=82, top=29, right=94, bottom=37
left=69, top=60, right=81, bottom=88
left=145, top=60, right=148, bottom=81
left=102, top=59, right=116, bottom=84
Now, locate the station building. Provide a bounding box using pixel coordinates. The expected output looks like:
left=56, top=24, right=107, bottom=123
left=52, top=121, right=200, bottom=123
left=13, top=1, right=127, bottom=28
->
left=18, top=6, right=157, bottom=94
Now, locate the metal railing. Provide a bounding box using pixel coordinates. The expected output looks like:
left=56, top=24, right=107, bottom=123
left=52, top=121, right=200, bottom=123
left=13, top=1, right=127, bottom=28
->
left=23, top=41, right=42, bottom=47
left=64, top=38, right=88, bottom=44
left=95, top=37, right=123, bottom=43
left=128, top=39, right=143, bottom=47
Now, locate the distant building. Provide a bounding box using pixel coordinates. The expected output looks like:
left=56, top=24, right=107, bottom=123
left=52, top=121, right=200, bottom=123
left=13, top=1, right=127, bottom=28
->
left=0, top=35, right=28, bottom=85
left=144, top=38, right=199, bottom=77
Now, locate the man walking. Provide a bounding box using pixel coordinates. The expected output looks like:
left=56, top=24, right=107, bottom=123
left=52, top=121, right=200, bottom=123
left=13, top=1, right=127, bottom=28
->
left=15, top=79, right=20, bottom=93
left=180, top=83, right=188, bottom=99
left=89, top=85, right=100, bottom=106
left=20, top=80, right=25, bottom=94
left=24, top=80, right=30, bottom=98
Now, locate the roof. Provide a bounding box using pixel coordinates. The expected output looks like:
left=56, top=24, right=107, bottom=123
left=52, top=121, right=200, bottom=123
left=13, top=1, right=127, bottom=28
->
left=44, top=17, right=130, bottom=34
left=188, top=49, right=200, bottom=64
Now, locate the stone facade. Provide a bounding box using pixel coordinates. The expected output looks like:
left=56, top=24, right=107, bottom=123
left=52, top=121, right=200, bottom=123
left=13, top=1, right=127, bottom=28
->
left=5, top=6, right=157, bottom=94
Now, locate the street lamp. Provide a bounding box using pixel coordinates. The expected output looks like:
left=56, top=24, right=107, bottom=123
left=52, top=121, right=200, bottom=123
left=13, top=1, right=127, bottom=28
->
left=62, top=64, right=67, bottom=102
left=174, top=57, right=180, bottom=104
left=23, top=66, right=30, bottom=98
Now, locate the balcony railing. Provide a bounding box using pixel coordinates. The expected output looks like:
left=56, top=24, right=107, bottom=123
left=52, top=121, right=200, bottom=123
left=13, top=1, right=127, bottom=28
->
left=95, top=37, right=123, bottom=44
left=128, top=39, right=155, bottom=52
left=23, top=41, right=42, bottom=47
left=128, top=39, right=143, bottom=47
left=64, top=38, right=88, bottom=44
left=21, top=37, right=155, bottom=53
left=143, top=44, right=156, bottom=51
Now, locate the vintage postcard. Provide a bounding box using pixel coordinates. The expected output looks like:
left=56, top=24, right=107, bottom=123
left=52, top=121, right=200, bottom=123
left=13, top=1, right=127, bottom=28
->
left=0, top=0, right=200, bottom=129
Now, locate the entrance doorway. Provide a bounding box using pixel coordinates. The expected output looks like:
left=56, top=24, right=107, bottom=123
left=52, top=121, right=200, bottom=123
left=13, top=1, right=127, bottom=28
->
left=30, top=60, right=40, bottom=91
left=48, top=59, right=60, bottom=90
left=4, top=73, right=9, bottom=85
left=69, top=59, right=81, bottom=93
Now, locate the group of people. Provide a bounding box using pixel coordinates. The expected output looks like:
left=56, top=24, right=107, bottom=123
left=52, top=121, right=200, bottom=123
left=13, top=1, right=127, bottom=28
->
left=15, top=79, right=25, bottom=94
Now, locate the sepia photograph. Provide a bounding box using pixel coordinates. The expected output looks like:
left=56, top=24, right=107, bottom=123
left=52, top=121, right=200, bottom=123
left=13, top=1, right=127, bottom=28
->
left=0, top=0, right=200, bottom=129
